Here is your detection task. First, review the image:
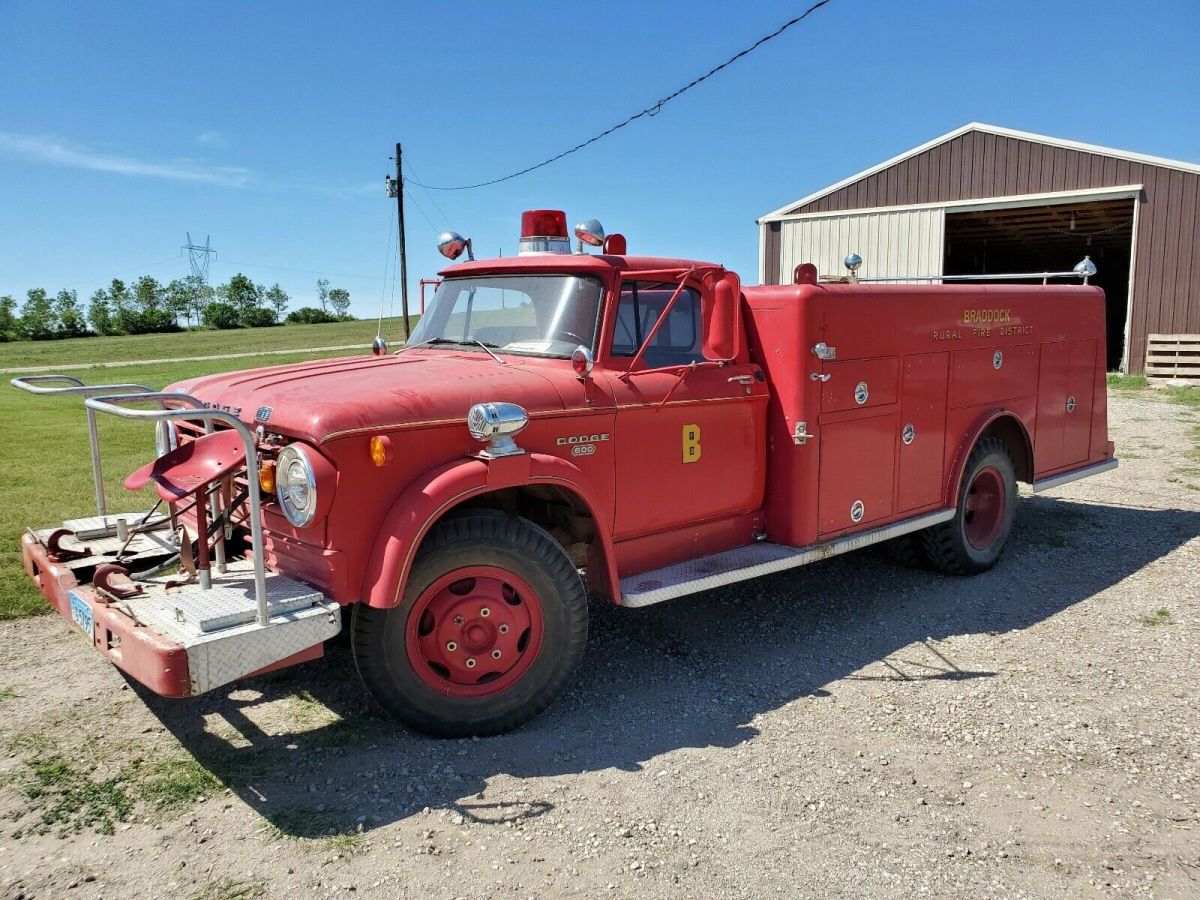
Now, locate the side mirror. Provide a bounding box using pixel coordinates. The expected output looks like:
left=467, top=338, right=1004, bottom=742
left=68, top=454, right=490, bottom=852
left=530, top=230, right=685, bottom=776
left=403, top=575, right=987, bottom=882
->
left=703, top=271, right=741, bottom=361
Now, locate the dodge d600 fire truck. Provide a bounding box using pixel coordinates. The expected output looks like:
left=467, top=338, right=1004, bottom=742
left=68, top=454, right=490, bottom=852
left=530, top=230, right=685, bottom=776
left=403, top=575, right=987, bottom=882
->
left=14, top=209, right=1116, bottom=737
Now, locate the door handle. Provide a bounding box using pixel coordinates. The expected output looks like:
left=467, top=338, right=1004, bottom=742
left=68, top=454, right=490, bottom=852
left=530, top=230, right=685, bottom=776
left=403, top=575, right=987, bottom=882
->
left=727, top=374, right=754, bottom=385
left=810, top=372, right=831, bottom=382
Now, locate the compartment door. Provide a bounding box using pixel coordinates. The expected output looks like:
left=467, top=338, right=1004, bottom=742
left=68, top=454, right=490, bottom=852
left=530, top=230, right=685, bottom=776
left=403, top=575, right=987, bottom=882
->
left=897, top=352, right=950, bottom=513
left=818, top=414, right=897, bottom=535
left=1063, top=339, right=1097, bottom=465
left=1035, top=342, right=1070, bottom=473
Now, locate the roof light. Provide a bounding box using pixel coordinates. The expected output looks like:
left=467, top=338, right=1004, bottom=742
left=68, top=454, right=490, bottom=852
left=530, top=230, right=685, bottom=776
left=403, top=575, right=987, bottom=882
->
left=437, top=230, right=474, bottom=261
left=573, top=219, right=605, bottom=252
left=519, top=209, right=571, bottom=255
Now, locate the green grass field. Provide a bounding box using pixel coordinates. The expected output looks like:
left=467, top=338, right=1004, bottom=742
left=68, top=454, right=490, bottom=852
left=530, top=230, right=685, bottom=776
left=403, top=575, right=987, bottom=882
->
left=0, top=315, right=416, bottom=371
left=0, top=349, right=355, bottom=620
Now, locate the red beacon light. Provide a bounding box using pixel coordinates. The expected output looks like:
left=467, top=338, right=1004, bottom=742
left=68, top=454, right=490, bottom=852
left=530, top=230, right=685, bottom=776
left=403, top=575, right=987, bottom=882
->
left=518, top=209, right=571, bottom=255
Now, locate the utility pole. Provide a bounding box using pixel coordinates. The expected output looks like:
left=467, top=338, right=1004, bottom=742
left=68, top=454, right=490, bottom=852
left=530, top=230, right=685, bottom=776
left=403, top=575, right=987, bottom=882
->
left=393, top=143, right=411, bottom=339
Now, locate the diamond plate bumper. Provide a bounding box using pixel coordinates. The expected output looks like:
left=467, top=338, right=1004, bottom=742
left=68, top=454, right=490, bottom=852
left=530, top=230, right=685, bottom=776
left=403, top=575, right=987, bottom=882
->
left=21, top=531, right=340, bottom=698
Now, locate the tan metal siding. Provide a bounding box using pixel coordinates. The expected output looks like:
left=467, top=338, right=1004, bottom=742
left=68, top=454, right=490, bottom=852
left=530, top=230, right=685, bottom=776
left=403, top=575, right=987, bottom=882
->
left=778, top=208, right=944, bottom=284
left=777, top=130, right=1200, bottom=371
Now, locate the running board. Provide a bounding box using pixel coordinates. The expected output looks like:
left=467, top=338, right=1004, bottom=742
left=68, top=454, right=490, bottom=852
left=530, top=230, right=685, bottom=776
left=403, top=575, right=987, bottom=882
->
left=620, top=508, right=956, bottom=607
left=1032, top=458, right=1118, bottom=492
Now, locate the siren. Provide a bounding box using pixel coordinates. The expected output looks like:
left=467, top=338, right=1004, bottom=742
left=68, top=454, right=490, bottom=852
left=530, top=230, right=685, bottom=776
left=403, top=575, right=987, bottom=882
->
left=518, top=209, right=571, bottom=255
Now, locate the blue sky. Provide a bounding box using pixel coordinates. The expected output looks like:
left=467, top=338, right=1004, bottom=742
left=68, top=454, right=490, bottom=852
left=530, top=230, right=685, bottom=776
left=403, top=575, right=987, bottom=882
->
left=2, top=0, right=1198, bottom=319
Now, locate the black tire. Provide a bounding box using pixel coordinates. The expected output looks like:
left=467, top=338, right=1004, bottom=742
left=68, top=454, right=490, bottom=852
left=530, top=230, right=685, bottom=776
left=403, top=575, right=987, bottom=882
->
left=351, top=512, right=588, bottom=737
left=922, top=436, right=1017, bottom=576
left=883, top=532, right=928, bottom=569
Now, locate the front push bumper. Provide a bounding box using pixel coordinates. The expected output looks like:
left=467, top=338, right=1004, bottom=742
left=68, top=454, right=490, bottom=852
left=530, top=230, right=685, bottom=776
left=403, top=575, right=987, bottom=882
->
left=21, top=530, right=341, bottom=699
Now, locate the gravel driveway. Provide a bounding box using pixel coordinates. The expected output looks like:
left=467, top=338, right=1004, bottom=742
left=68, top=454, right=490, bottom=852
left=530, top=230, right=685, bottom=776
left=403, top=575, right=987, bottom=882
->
left=2, top=387, right=1198, bottom=899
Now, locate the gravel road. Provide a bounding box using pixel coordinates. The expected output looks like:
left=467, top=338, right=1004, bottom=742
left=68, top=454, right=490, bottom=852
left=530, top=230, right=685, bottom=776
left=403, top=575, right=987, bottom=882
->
left=1, top=387, right=1198, bottom=899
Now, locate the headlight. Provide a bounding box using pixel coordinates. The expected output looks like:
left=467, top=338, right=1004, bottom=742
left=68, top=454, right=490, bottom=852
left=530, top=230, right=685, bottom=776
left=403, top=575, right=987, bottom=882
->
left=155, top=422, right=178, bottom=457
left=275, top=444, right=318, bottom=527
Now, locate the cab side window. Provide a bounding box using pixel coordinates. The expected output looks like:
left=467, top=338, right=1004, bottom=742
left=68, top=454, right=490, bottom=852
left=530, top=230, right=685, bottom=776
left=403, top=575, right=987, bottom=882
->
left=610, top=281, right=703, bottom=367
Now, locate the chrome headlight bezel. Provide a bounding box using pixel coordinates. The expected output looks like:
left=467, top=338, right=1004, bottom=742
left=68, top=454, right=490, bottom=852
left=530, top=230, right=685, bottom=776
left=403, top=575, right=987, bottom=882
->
left=275, top=443, right=318, bottom=527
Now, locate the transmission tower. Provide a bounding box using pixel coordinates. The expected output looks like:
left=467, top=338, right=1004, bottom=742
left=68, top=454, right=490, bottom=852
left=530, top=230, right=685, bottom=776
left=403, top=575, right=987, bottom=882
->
left=183, top=233, right=215, bottom=285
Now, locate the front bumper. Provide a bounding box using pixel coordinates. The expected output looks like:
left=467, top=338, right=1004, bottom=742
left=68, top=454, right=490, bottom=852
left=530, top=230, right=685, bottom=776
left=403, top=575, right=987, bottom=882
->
left=21, top=530, right=339, bottom=698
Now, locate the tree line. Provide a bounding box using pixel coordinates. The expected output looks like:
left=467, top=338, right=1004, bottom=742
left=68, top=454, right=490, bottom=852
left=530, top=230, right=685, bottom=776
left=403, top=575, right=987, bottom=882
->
left=0, top=274, right=352, bottom=342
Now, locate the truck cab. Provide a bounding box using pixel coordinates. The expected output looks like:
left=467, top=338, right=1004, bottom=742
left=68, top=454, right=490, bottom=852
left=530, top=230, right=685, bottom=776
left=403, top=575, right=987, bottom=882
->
left=13, top=208, right=1115, bottom=737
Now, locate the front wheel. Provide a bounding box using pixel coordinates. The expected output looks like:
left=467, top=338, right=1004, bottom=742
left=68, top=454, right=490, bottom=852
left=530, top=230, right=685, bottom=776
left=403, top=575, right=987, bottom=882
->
left=922, top=436, right=1017, bottom=575
left=352, top=512, right=589, bottom=737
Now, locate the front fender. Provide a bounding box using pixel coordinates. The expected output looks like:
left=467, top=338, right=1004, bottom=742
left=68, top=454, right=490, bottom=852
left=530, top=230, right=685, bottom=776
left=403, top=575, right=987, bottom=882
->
left=359, top=452, right=618, bottom=609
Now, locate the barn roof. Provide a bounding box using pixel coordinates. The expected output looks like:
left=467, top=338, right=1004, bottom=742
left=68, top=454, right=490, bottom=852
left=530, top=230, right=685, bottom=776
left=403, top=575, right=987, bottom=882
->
left=758, top=123, right=1200, bottom=223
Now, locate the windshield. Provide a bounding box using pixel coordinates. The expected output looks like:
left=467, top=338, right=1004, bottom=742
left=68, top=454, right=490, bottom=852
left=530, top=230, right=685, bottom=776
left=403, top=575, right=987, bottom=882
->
left=407, top=275, right=603, bottom=358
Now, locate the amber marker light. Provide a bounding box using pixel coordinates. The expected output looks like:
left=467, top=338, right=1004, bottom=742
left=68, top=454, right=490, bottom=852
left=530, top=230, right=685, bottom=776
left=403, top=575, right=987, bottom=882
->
left=370, top=435, right=394, bottom=467
left=258, top=460, right=277, bottom=494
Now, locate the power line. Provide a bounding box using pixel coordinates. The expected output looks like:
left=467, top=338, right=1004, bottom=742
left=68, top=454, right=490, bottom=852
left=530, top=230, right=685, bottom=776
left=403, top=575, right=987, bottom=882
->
left=216, top=259, right=388, bottom=280
left=402, top=158, right=452, bottom=226
left=407, top=0, right=833, bottom=191
left=403, top=187, right=440, bottom=235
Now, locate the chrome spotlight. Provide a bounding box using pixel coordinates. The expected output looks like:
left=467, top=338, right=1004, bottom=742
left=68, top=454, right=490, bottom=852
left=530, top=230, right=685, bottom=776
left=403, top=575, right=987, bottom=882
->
left=371, top=336, right=388, bottom=356
left=1073, top=256, right=1097, bottom=283
left=844, top=253, right=863, bottom=273
left=573, top=219, right=605, bottom=252
left=437, top=231, right=474, bottom=261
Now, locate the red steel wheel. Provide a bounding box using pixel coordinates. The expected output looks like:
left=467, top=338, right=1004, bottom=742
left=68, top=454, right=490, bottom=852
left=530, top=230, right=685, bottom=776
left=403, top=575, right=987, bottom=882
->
left=962, top=466, right=1006, bottom=551
left=352, top=512, right=589, bottom=737
left=922, top=436, right=1018, bottom=576
left=407, top=566, right=544, bottom=698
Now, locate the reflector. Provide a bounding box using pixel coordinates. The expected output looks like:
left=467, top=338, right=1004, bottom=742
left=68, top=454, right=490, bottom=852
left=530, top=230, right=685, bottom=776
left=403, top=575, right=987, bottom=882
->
left=369, top=435, right=393, bottom=467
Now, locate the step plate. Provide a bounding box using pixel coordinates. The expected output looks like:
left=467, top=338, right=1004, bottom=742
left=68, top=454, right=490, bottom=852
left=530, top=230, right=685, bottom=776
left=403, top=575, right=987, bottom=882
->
left=620, top=508, right=955, bottom=607
left=63, top=511, right=169, bottom=541
left=114, top=562, right=340, bottom=694
left=167, top=576, right=323, bottom=632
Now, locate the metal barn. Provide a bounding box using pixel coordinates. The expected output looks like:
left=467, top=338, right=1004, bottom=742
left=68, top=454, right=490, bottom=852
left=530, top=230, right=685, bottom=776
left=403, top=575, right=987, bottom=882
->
left=758, top=123, right=1200, bottom=373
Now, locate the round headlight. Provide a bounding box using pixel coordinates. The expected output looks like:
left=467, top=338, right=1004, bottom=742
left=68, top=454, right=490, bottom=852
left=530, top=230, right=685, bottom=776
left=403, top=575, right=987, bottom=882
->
left=275, top=444, right=318, bottom=527
left=155, top=422, right=178, bottom=457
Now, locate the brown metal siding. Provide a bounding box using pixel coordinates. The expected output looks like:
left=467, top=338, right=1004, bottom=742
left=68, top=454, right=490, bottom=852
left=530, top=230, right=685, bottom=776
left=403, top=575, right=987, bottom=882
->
left=764, top=222, right=781, bottom=286
left=777, top=130, right=1200, bottom=371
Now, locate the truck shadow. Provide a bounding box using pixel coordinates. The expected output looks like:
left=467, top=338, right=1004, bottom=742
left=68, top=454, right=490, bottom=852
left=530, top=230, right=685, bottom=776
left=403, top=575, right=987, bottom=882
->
left=140, top=495, right=1200, bottom=838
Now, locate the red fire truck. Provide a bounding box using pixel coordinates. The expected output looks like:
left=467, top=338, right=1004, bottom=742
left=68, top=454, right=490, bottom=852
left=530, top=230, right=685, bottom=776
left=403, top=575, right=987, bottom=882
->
left=13, top=209, right=1116, bottom=736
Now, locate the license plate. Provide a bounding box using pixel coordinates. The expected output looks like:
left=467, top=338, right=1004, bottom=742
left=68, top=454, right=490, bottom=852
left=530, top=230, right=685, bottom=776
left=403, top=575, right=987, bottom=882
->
left=68, top=590, right=94, bottom=640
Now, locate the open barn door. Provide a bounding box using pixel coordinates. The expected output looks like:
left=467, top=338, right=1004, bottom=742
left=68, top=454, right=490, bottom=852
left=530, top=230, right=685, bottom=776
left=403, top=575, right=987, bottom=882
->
left=944, top=198, right=1135, bottom=370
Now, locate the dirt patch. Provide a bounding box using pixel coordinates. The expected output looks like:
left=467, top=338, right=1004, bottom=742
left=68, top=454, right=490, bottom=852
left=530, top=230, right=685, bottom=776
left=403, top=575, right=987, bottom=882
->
left=1, top=388, right=1198, bottom=899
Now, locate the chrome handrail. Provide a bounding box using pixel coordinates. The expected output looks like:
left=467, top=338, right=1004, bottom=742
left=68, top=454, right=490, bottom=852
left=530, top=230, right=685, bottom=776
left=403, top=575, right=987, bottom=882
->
left=84, top=392, right=269, bottom=625
left=10, top=375, right=171, bottom=517
left=851, top=270, right=1091, bottom=284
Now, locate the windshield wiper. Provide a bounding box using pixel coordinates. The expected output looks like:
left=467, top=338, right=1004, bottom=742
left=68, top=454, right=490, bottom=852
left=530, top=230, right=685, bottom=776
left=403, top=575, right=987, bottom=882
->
left=397, top=337, right=506, bottom=364
left=466, top=340, right=506, bottom=364
left=395, top=337, right=458, bottom=354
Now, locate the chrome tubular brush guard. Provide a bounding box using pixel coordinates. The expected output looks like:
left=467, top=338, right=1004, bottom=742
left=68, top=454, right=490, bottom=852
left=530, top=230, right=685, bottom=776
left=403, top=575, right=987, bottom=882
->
left=10, top=376, right=271, bottom=626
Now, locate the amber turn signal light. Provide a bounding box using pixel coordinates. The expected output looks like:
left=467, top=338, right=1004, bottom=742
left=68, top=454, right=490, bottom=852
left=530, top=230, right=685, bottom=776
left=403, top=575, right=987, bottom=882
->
left=258, top=460, right=277, bottom=494
left=369, top=435, right=393, bottom=467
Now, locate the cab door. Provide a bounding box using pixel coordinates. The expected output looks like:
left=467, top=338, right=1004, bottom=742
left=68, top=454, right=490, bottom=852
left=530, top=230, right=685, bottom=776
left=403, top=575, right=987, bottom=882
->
left=604, top=279, right=767, bottom=540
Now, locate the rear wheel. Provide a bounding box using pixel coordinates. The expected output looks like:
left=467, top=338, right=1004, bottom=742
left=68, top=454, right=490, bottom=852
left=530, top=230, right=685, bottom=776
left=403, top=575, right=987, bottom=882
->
left=922, top=437, right=1017, bottom=575
left=352, top=512, right=588, bottom=737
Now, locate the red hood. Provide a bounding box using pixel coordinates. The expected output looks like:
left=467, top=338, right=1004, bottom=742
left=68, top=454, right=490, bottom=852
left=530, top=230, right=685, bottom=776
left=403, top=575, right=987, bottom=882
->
left=168, top=351, right=568, bottom=442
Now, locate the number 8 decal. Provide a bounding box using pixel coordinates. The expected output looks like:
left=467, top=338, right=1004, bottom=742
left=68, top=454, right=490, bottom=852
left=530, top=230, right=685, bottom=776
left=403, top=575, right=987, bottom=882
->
left=682, top=423, right=701, bottom=464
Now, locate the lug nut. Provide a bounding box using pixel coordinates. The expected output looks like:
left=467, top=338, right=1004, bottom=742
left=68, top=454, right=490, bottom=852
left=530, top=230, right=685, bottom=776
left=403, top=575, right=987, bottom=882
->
left=491, top=649, right=502, bottom=659
left=453, top=615, right=464, bottom=625
left=446, top=641, right=457, bottom=652
left=465, top=658, right=476, bottom=668
left=498, top=624, right=509, bottom=634
left=480, top=607, right=490, bottom=618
